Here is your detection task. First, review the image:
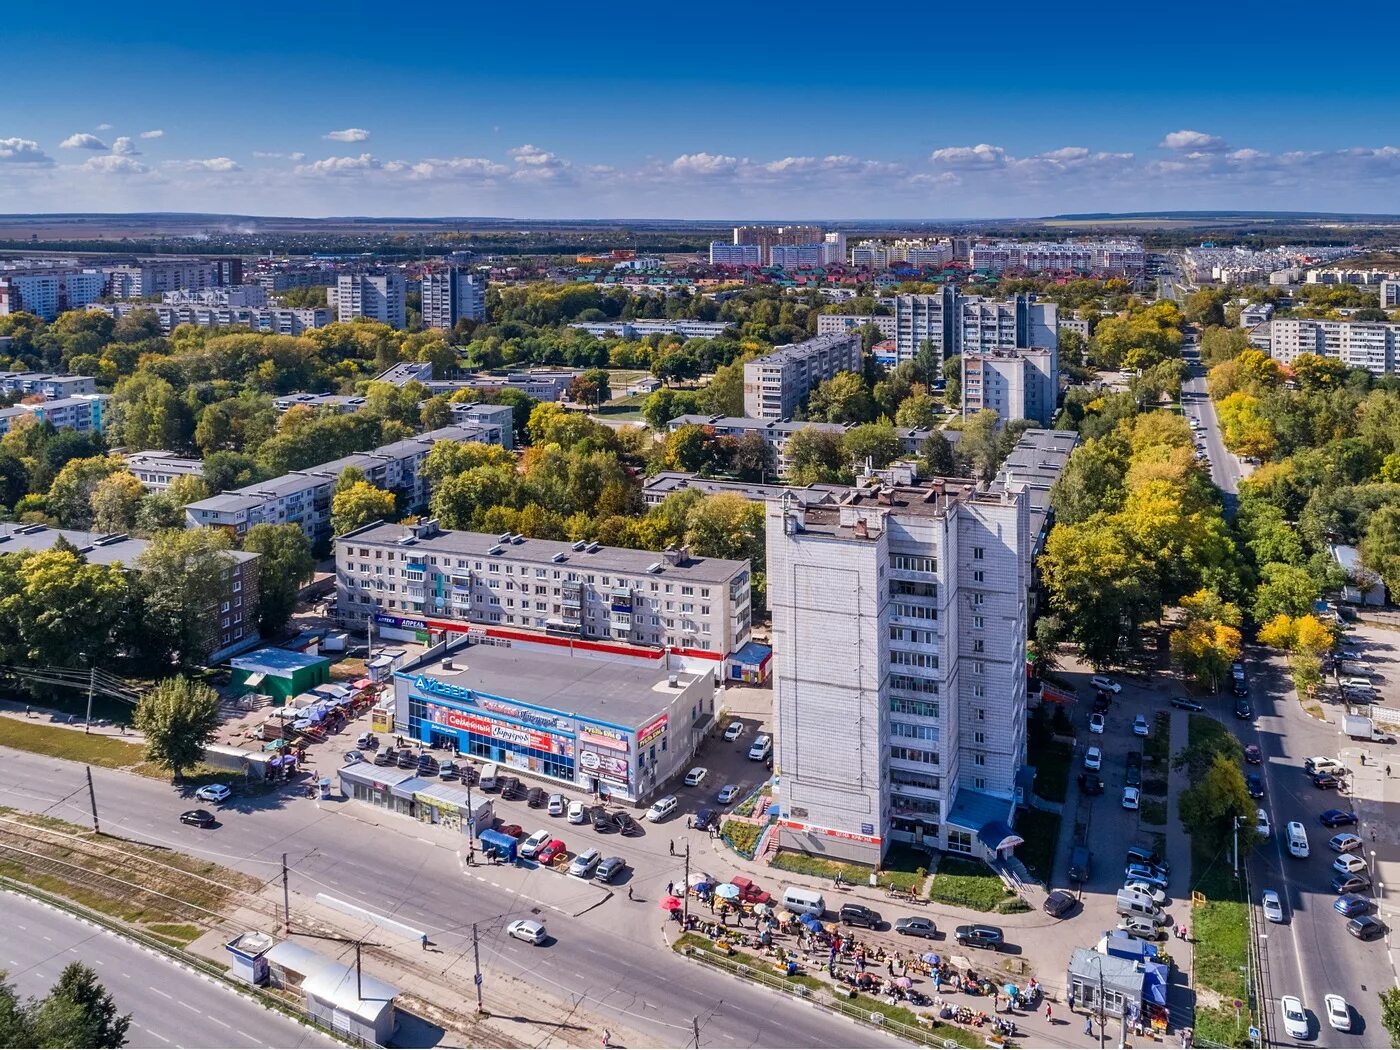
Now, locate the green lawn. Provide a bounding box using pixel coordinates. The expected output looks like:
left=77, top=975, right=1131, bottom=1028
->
left=1188, top=789, right=1254, bottom=1045
left=928, top=857, right=1015, bottom=912
left=1139, top=797, right=1168, bottom=826
left=0, top=718, right=143, bottom=769
left=720, top=820, right=761, bottom=857
left=1027, top=707, right=1073, bottom=803
left=770, top=850, right=872, bottom=886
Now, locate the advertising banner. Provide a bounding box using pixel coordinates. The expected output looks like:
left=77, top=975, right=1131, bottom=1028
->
left=579, top=748, right=630, bottom=784
left=638, top=713, right=668, bottom=748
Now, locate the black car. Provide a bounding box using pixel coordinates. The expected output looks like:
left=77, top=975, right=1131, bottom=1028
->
left=612, top=810, right=642, bottom=836
left=397, top=751, right=418, bottom=769
left=840, top=903, right=882, bottom=928
left=1043, top=890, right=1076, bottom=918
left=1321, top=809, right=1358, bottom=828
left=1079, top=772, right=1105, bottom=796
left=180, top=809, right=216, bottom=828
left=527, top=787, right=548, bottom=808
left=1245, top=773, right=1265, bottom=799
left=1233, top=696, right=1252, bottom=719
left=591, top=807, right=613, bottom=832
left=1313, top=771, right=1341, bottom=790
left=418, top=756, right=440, bottom=776
left=500, top=777, right=522, bottom=800
left=955, top=924, right=1004, bottom=950
left=694, top=808, right=718, bottom=833
left=1125, top=752, right=1142, bottom=789
left=1169, top=696, right=1204, bottom=712
left=373, top=751, right=394, bottom=767
left=1347, top=915, right=1386, bottom=941
left=439, top=761, right=458, bottom=780
left=1092, top=691, right=1112, bottom=713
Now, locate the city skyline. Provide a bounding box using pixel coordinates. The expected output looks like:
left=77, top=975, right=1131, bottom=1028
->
left=6, top=2, right=1400, bottom=218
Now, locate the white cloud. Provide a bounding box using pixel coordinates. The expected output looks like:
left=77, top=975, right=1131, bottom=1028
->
left=61, top=133, right=108, bottom=150
left=0, top=138, right=54, bottom=167
left=254, top=150, right=305, bottom=161
left=112, top=137, right=139, bottom=156
left=929, top=143, right=1008, bottom=168
left=669, top=152, right=741, bottom=176
left=166, top=157, right=241, bottom=172
left=408, top=157, right=509, bottom=180
left=324, top=128, right=370, bottom=143
left=82, top=154, right=149, bottom=174
left=95, top=123, right=112, bottom=131
left=139, top=129, right=164, bottom=139
left=295, top=153, right=382, bottom=175
left=1160, top=129, right=1226, bottom=151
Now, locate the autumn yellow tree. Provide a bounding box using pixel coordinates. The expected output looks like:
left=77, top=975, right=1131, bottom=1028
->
left=1170, top=589, right=1243, bottom=690
left=1258, top=613, right=1334, bottom=696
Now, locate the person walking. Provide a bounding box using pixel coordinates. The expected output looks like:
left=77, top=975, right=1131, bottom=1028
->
left=668, top=839, right=675, bottom=857
left=601, top=1029, right=611, bottom=1048
left=1045, top=1004, right=1052, bottom=1023
left=1086, top=1016, right=1095, bottom=1036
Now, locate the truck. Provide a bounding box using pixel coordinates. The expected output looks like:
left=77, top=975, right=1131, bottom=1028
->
left=1342, top=714, right=1395, bottom=744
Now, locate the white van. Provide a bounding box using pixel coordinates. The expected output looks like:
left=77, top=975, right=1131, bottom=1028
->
left=1286, top=822, right=1310, bottom=858
left=479, top=763, right=500, bottom=791
left=781, top=886, right=826, bottom=918
left=1115, top=888, right=1166, bottom=925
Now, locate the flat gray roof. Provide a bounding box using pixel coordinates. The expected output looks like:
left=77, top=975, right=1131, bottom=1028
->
left=400, top=641, right=699, bottom=727
left=345, top=521, right=747, bottom=585
left=0, top=524, right=255, bottom=566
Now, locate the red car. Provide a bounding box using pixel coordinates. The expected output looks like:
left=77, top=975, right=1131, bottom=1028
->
left=730, top=875, right=771, bottom=905
left=496, top=823, right=523, bottom=840
left=537, top=839, right=566, bottom=865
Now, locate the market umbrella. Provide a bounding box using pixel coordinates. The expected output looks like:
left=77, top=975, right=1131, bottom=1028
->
left=753, top=903, right=770, bottom=915
left=694, top=881, right=712, bottom=894
left=774, top=908, right=792, bottom=922
left=688, top=872, right=711, bottom=888
left=714, top=883, right=741, bottom=901
left=922, top=953, right=941, bottom=965
left=1003, top=984, right=1019, bottom=997
left=661, top=896, right=682, bottom=911
left=895, top=977, right=913, bottom=990
left=798, top=913, right=823, bottom=931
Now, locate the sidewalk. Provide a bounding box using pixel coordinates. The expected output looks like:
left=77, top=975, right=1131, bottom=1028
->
left=1163, top=707, right=1197, bottom=1031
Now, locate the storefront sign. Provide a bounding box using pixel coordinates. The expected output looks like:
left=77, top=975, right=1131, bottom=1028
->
left=413, top=675, right=474, bottom=703
left=638, top=713, right=668, bottom=748
left=579, top=748, right=630, bottom=784
left=377, top=613, right=428, bottom=632
left=475, top=696, right=573, bottom=733
left=578, top=725, right=629, bottom=752
left=776, top=818, right=882, bottom=845
left=425, top=703, right=572, bottom=757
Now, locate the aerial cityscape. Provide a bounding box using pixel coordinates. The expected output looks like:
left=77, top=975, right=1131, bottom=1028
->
left=3, top=4, right=1400, bottom=1050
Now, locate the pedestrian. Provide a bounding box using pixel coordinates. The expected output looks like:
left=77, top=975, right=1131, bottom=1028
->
left=601, top=1028, right=611, bottom=1048
left=669, top=839, right=675, bottom=857
left=626, top=886, right=635, bottom=901
left=686, top=816, right=692, bottom=829
left=887, top=958, right=895, bottom=976
left=1086, top=1016, right=1095, bottom=1036
left=24, top=704, right=30, bottom=717
left=1045, top=1004, right=1052, bottom=1022
left=1068, top=991, right=1075, bottom=1012
left=420, top=933, right=429, bottom=951
left=1388, top=765, right=1393, bottom=778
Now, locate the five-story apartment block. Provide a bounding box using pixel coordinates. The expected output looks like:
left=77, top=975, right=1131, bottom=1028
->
left=743, top=332, right=862, bottom=420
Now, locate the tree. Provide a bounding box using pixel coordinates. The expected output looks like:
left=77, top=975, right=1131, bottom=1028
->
left=0, top=548, right=127, bottom=668
left=1040, top=514, right=1159, bottom=664
left=1170, top=591, right=1242, bottom=690
left=1360, top=504, right=1400, bottom=597
left=1378, top=986, right=1400, bottom=1048
left=700, top=354, right=751, bottom=417
left=133, top=528, right=236, bottom=665
left=894, top=393, right=940, bottom=430
left=201, top=451, right=262, bottom=495
left=806, top=371, right=875, bottom=424
left=684, top=493, right=765, bottom=568
left=943, top=355, right=962, bottom=408
left=841, top=422, right=901, bottom=470
left=47, top=455, right=123, bottom=529
left=1215, top=391, right=1277, bottom=459
left=642, top=387, right=702, bottom=431
left=1252, top=562, right=1320, bottom=622
left=0, top=964, right=130, bottom=1049
left=331, top=480, right=396, bottom=537
left=784, top=427, right=847, bottom=484
left=660, top=424, right=714, bottom=473
left=1178, top=753, right=1257, bottom=851
left=89, top=471, right=147, bottom=534
left=918, top=431, right=959, bottom=477
left=958, top=409, right=1002, bottom=483
left=1199, top=325, right=1249, bottom=366
left=133, top=675, right=222, bottom=779
left=244, top=524, right=315, bottom=635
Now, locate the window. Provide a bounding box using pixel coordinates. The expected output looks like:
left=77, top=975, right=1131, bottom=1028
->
left=973, top=753, right=986, bottom=766
left=973, top=731, right=985, bottom=744
left=892, top=554, right=937, bottom=574
left=972, top=661, right=985, bottom=674
left=972, top=615, right=984, bottom=630
left=972, top=570, right=985, bottom=583
left=947, top=829, right=973, bottom=855
left=972, top=639, right=984, bottom=653
left=973, top=546, right=984, bottom=560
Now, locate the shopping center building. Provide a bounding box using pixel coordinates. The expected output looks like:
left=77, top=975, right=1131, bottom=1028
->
left=391, top=635, right=714, bottom=803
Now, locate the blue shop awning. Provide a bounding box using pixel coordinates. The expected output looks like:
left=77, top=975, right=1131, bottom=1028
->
left=977, top=820, right=1024, bottom=852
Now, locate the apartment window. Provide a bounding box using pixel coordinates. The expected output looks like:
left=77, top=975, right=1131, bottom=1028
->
left=972, top=615, right=984, bottom=630
left=972, top=639, right=984, bottom=653
left=973, top=753, right=986, bottom=766
left=972, top=570, right=985, bottom=583
left=973, top=731, right=985, bottom=744
left=681, top=586, right=693, bottom=596
left=976, top=707, right=985, bottom=721
left=973, top=546, right=984, bottom=560
left=972, top=661, right=985, bottom=674
left=973, top=684, right=985, bottom=698
left=892, top=554, right=937, bottom=574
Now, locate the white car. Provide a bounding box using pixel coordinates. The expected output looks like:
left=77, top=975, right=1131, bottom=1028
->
left=1088, top=713, right=1105, bottom=734
left=1122, top=786, right=1140, bottom=810
left=507, top=918, right=546, bottom=945
left=1091, top=676, right=1121, bottom=694
left=1324, top=993, right=1350, bottom=1033
left=722, top=721, right=743, bottom=741
left=1123, top=880, right=1166, bottom=905
left=1286, top=822, right=1309, bottom=859
left=683, top=767, right=708, bottom=787
left=547, top=793, right=567, bottom=817
left=1333, top=853, right=1367, bottom=875
left=1084, top=746, right=1102, bottom=771
left=1261, top=889, right=1285, bottom=924
left=195, top=784, right=231, bottom=804
left=567, top=800, right=587, bottom=824
left=519, top=829, right=551, bottom=858
left=1255, top=808, right=1271, bottom=838
left=1330, top=833, right=1362, bottom=853
left=1281, top=995, right=1309, bottom=1040
left=646, top=795, right=679, bottom=822
left=717, top=784, right=739, bottom=804
left=1132, top=714, right=1149, bottom=737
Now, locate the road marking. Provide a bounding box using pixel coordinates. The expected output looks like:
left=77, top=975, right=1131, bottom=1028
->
left=235, top=1030, right=254, bottom=1042
left=41, top=935, right=51, bottom=942
left=179, top=1001, right=201, bottom=1014
left=208, top=1016, right=233, bottom=1030
left=145, top=1031, right=171, bottom=1044
left=150, top=988, right=174, bottom=1001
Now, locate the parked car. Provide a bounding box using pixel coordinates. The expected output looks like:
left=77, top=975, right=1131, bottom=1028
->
left=500, top=776, right=523, bottom=800
left=839, top=903, right=882, bottom=928
left=459, top=765, right=479, bottom=786
left=373, top=751, right=394, bottom=767
left=527, top=787, right=547, bottom=808
left=717, top=784, right=740, bottom=804
left=1332, top=873, right=1370, bottom=895
left=723, top=721, right=744, bottom=741
left=1123, top=880, right=1166, bottom=905
left=438, top=760, right=458, bottom=780
left=1330, top=833, right=1363, bottom=853
left=1079, top=773, right=1105, bottom=796
left=1333, top=853, right=1367, bottom=875
left=591, top=807, right=612, bottom=832
left=179, top=809, right=216, bottom=828
left=417, top=756, right=440, bottom=776
left=683, top=767, right=708, bottom=787
left=646, top=796, right=679, bottom=822
left=1312, top=771, right=1341, bottom=790
left=396, top=751, right=418, bottom=769
left=1170, top=696, right=1203, bottom=712
left=1333, top=893, right=1370, bottom=918
left=1286, top=822, right=1309, bottom=858
left=568, top=849, right=602, bottom=878
left=355, top=732, right=378, bottom=750
left=748, top=736, right=772, bottom=761
left=612, top=810, right=642, bottom=836
left=1255, top=809, right=1271, bottom=838
left=1347, top=915, right=1386, bottom=941
left=1116, top=917, right=1165, bottom=940
left=1325, top=994, right=1351, bottom=1033
left=548, top=793, right=567, bottom=817
left=595, top=856, right=626, bottom=884
left=694, top=808, right=718, bottom=833
left=1320, top=809, right=1357, bottom=827
left=1091, top=676, right=1121, bottom=694
left=567, top=800, right=587, bottom=825
left=1043, top=890, right=1076, bottom=918
left=1083, top=747, right=1102, bottom=771
left=1124, top=864, right=1168, bottom=889
left=1245, top=773, right=1265, bottom=799
left=1132, top=714, right=1149, bottom=737
left=1244, top=745, right=1262, bottom=764
left=894, top=916, right=937, bottom=937
left=1089, top=713, right=1106, bottom=734
left=195, top=784, right=230, bottom=804
left=1305, top=756, right=1344, bottom=775
left=343, top=750, right=365, bottom=765
left=955, top=924, right=1004, bottom=950
left=1280, top=996, right=1310, bottom=1040
left=537, top=839, right=567, bottom=865
left=1092, top=692, right=1112, bottom=713
left=507, top=919, right=546, bottom=945
left=1125, top=752, right=1142, bottom=788
left=519, top=829, right=551, bottom=858
left=1261, top=889, right=1285, bottom=923
left=1122, top=786, right=1140, bottom=810
left=1233, top=696, right=1253, bottom=720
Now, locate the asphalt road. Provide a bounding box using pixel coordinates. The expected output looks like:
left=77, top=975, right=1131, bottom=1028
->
left=0, top=748, right=903, bottom=1050
left=1181, top=367, right=1248, bottom=504
left=1, top=892, right=337, bottom=1049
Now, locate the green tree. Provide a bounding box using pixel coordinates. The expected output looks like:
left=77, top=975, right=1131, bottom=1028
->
left=784, top=427, right=847, bottom=484
left=1361, top=504, right=1400, bottom=598
left=806, top=371, right=875, bottom=424
left=133, top=675, right=222, bottom=779
left=89, top=471, right=147, bottom=534
left=243, top=524, right=315, bottom=635
left=958, top=409, right=1002, bottom=483
left=642, top=388, right=703, bottom=431
left=894, top=393, right=940, bottom=430
left=918, top=431, right=959, bottom=476
left=700, top=354, right=752, bottom=417
left=1378, top=986, right=1400, bottom=1048
left=943, top=355, right=962, bottom=408
left=0, top=963, right=130, bottom=1049
left=841, top=422, right=901, bottom=470
left=0, top=548, right=128, bottom=668
left=660, top=424, right=714, bottom=473
left=1040, top=514, right=1158, bottom=664
left=1178, top=753, right=1256, bottom=851
left=201, top=451, right=262, bottom=495
left=1252, top=562, right=1320, bottom=622
left=331, top=480, right=396, bottom=537
left=47, top=455, right=123, bottom=529
left=133, top=528, right=236, bottom=665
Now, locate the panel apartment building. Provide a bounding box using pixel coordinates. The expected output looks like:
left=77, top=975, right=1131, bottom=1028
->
left=88, top=301, right=332, bottom=335
left=1269, top=317, right=1400, bottom=376
left=961, top=346, right=1059, bottom=426
left=421, top=268, right=486, bottom=330
left=766, top=475, right=1030, bottom=864
left=334, top=273, right=407, bottom=329
left=335, top=518, right=753, bottom=674
left=743, top=332, right=862, bottom=420
left=894, top=291, right=1058, bottom=363
left=0, top=270, right=106, bottom=321
left=185, top=422, right=499, bottom=542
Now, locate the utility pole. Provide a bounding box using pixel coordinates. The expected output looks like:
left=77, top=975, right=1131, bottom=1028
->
left=471, top=922, right=484, bottom=1014
left=1097, top=957, right=1106, bottom=1050
left=281, top=852, right=291, bottom=934
left=84, top=665, right=95, bottom=734
left=465, top=772, right=476, bottom=864
left=683, top=842, right=691, bottom=926
left=84, top=766, right=99, bottom=835
left=692, top=1015, right=700, bottom=1048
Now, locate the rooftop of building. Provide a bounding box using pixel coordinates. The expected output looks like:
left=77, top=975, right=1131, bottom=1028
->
left=231, top=647, right=330, bottom=675
left=0, top=523, right=255, bottom=567
left=793, top=471, right=1011, bottom=536
left=124, top=450, right=205, bottom=470
left=748, top=332, right=859, bottom=366
left=341, top=518, right=748, bottom=585
left=642, top=471, right=860, bottom=506
left=398, top=637, right=702, bottom=728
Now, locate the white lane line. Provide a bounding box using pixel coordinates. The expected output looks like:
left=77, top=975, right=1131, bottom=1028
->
left=41, top=935, right=51, bottom=942
left=235, top=1030, right=254, bottom=1042
left=150, top=988, right=175, bottom=1001
left=178, top=1001, right=201, bottom=1014
left=146, top=1030, right=171, bottom=1044
left=208, top=1016, right=233, bottom=1029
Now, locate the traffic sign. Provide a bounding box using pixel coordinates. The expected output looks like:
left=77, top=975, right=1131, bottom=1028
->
left=474, top=973, right=483, bottom=986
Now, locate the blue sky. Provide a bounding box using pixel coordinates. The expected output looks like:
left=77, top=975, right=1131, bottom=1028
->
left=3, top=1, right=1398, bottom=218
